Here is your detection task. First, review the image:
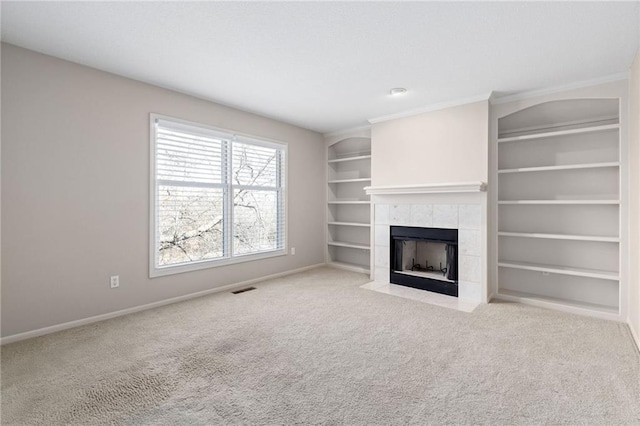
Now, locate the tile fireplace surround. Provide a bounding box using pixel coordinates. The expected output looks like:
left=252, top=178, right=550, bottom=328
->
left=366, top=183, right=487, bottom=304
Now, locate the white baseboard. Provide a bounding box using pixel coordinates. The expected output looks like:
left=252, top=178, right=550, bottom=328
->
left=1, top=263, right=325, bottom=345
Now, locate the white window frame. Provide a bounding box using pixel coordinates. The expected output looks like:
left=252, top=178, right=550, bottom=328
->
left=149, top=113, right=288, bottom=278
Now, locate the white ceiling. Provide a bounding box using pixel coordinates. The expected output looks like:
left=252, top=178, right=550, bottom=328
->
left=2, top=1, right=639, bottom=134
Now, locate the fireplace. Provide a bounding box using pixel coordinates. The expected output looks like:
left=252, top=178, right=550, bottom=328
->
left=390, top=226, right=458, bottom=297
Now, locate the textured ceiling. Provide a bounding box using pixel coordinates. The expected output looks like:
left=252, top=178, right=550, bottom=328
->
left=2, top=1, right=639, bottom=134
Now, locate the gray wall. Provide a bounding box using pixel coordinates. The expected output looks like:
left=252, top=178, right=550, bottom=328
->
left=1, top=44, right=325, bottom=337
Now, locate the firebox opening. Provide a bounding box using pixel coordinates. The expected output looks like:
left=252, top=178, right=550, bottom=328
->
left=390, top=226, right=458, bottom=297
left=397, top=241, right=455, bottom=283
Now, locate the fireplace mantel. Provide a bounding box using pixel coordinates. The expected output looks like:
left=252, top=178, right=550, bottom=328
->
left=364, top=182, right=486, bottom=196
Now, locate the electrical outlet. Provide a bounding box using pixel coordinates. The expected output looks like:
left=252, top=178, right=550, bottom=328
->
left=291, top=247, right=296, bottom=255
left=110, top=275, right=120, bottom=288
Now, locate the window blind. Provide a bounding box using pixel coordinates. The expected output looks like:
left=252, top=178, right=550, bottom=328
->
left=231, top=141, right=286, bottom=255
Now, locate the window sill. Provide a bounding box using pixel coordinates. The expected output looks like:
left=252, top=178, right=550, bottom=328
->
left=150, top=249, right=287, bottom=278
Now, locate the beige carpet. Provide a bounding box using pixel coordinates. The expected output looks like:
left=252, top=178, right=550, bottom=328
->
left=2, top=267, right=639, bottom=425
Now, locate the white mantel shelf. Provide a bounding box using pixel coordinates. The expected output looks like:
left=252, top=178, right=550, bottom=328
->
left=364, top=182, right=487, bottom=195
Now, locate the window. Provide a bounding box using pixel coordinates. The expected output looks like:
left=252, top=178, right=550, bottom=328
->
left=150, top=115, right=286, bottom=276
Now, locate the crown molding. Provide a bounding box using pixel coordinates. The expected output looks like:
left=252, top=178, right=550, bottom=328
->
left=365, top=182, right=487, bottom=195
left=367, top=93, right=492, bottom=125
left=490, top=71, right=630, bottom=105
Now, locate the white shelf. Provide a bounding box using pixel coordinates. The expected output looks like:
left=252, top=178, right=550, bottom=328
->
left=327, top=260, right=370, bottom=274
left=327, top=241, right=370, bottom=250
left=328, top=222, right=371, bottom=227
left=497, top=123, right=619, bottom=143
left=328, top=178, right=371, bottom=184
left=328, top=200, right=370, bottom=205
left=328, top=154, right=371, bottom=164
left=498, top=232, right=619, bottom=243
left=498, top=200, right=619, bottom=205
left=498, top=260, right=619, bottom=281
left=495, top=289, right=619, bottom=318
left=498, top=162, right=619, bottom=174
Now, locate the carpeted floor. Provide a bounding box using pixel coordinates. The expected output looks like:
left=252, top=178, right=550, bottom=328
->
left=2, top=267, right=639, bottom=425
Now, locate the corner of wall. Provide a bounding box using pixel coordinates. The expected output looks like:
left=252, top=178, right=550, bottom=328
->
left=629, top=50, right=640, bottom=349
left=0, top=42, right=3, bottom=338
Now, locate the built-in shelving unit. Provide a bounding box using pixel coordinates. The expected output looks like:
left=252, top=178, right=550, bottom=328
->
left=326, top=136, right=372, bottom=273
left=495, top=98, right=622, bottom=320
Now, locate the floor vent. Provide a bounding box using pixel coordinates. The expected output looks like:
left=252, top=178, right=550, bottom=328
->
left=232, top=286, right=256, bottom=294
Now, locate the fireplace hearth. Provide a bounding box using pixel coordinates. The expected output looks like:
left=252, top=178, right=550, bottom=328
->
left=390, top=226, right=458, bottom=297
